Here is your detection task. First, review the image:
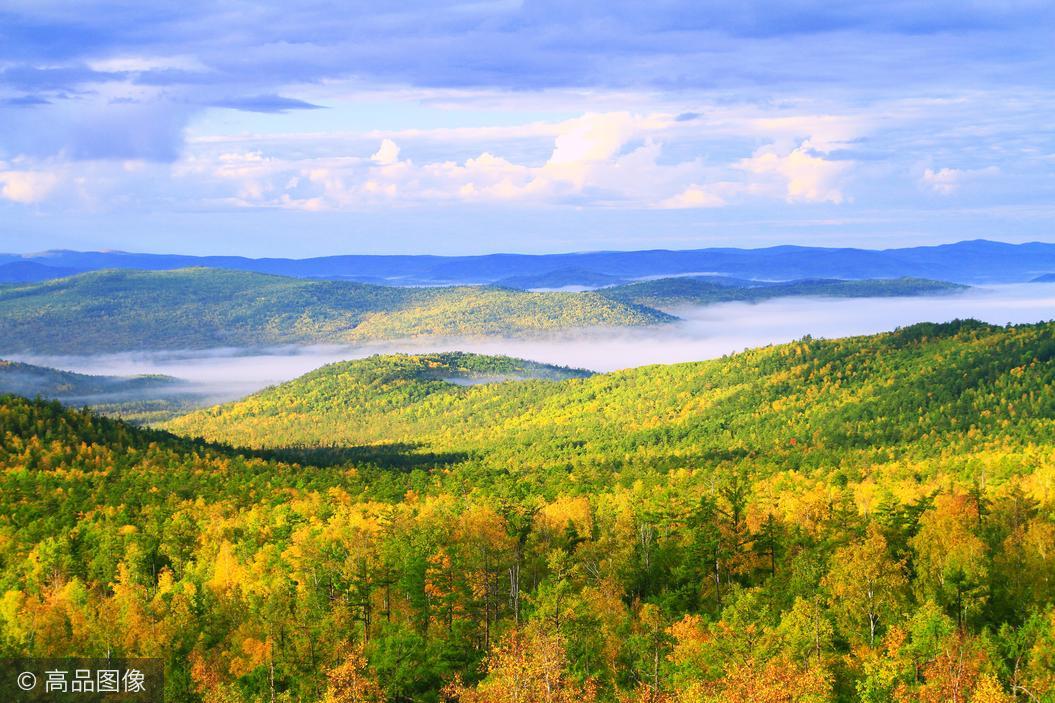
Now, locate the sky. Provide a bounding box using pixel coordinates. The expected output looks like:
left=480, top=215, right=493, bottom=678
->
left=1, top=1, right=1053, bottom=256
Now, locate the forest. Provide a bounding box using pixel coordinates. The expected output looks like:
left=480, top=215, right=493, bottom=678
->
left=0, top=320, right=1053, bottom=702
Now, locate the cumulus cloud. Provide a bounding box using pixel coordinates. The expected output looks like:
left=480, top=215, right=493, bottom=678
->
left=371, top=139, right=401, bottom=166
left=178, top=107, right=1036, bottom=215
left=739, top=140, right=852, bottom=204
left=548, top=112, right=640, bottom=165
left=179, top=111, right=726, bottom=210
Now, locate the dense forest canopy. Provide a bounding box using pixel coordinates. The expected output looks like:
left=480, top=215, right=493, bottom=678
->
left=167, top=320, right=1054, bottom=478
left=2, top=320, right=1054, bottom=702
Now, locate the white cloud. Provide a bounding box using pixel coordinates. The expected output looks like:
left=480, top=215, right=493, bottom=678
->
left=920, top=165, right=999, bottom=195
left=548, top=112, right=637, bottom=164
left=658, top=184, right=726, bottom=209
left=0, top=169, right=60, bottom=204
left=371, top=139, right=401, bottom=166
left=142, top=105, right=914, bottom=214
left=739, top=140, right=852, bottom=204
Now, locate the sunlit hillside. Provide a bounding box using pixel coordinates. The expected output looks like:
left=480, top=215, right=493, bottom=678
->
left=4, top=321, right=1055, bottom=702
left=167, top=320, right=1055, bottom=481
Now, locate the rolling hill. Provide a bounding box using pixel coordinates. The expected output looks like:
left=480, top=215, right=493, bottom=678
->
left=0, top=268, right=970, bottom=355
left=0, top=267, right=672, bottom=354
left=166, top=319, right=1055, bottom=477
left=0, top=358, right=178, bottom=397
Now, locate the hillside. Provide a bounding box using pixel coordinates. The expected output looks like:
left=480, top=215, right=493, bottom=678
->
left=599, top=276, right=965, bottom=308
left=0, top=268, right=672, bottom=354
left=166, top=320, right=1055, bottom=476
left=0, top=359, right=206, bottom=422
left=5, top=323, right=1055, bottom=702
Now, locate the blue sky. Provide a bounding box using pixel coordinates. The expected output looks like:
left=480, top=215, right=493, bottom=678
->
left=1, top=1, right=1053, bottom=256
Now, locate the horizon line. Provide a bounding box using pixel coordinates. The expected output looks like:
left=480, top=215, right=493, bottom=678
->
left=4, top=237, right=1051, bottom=262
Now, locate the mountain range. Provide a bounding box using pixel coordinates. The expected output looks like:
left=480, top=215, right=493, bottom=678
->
left=3, top=239, right=1055, bottom=286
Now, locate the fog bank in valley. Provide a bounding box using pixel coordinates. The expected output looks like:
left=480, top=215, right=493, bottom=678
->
left=13, top=284, right=1055, bottom=404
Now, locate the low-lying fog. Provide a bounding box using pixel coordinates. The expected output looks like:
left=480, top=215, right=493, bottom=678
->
left=13, top=283, right=1055, bottom=405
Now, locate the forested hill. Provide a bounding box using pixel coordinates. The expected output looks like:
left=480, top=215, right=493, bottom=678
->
left=6, top=323, right=1055, bottom=702
left=0, top=359, right=208, bottom=423
left=598, top=275, right=963, bottom=308
left=166, top=320, right=1055, bottom=476
left=0, top=358, right=179, bottom=398
left=0, top=268, right=671, bottom=354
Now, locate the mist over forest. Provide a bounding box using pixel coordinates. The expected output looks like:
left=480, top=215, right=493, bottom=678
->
left=11, top=283, right=1054, bottom=404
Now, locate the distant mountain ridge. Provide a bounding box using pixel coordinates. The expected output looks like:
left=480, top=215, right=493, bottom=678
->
left=0, top=260, right=82, bottom=283
left=3, top=239, right=1054, bottom=285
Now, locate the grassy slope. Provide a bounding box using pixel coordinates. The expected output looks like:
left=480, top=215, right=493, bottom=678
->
left=0, top=268, right=672, bottom=353
left=165, top=321, right=1055, bottom=480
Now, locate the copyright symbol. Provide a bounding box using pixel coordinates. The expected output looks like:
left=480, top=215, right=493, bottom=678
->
left=16, top=671, right=36, bottom=691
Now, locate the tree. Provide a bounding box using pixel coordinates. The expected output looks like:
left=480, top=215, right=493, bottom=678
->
left=323, top=646, right=386, bottom=703
left=822, top=527, right=907, bottom=645
left=776, top=597, right=834, bottom=666
left=444, top=628, right=596, bottom=703
left=910, top=495, right=989, bottom=627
